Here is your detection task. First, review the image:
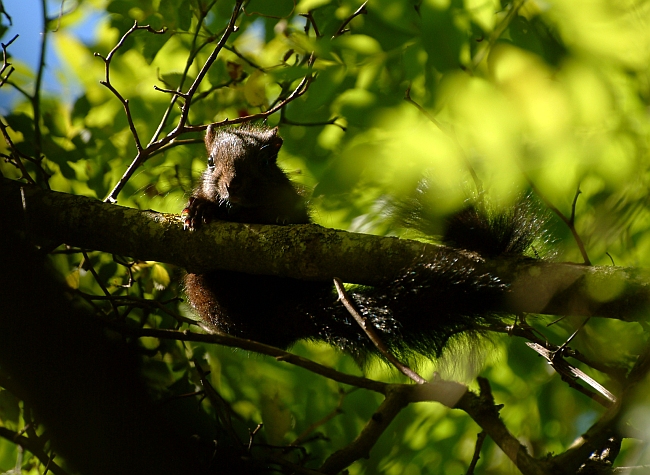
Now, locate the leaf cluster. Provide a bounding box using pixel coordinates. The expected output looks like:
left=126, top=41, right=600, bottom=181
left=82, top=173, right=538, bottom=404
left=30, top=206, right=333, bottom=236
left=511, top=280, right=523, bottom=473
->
left=1, top=0, right=650, bottom=474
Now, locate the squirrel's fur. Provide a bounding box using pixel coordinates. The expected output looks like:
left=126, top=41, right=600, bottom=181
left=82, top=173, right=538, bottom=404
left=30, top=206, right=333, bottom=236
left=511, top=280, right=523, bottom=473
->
left=183, top=124, right=544, bottom=361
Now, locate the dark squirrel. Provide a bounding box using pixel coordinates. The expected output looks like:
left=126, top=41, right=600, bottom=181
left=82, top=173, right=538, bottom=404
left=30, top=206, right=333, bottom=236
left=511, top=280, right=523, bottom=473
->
left=183, top=124, right=543, bottom=361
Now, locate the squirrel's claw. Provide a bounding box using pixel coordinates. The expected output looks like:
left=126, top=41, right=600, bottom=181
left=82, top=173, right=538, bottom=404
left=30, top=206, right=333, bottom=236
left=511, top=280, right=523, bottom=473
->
left=182, top=196, right=207, bottom=231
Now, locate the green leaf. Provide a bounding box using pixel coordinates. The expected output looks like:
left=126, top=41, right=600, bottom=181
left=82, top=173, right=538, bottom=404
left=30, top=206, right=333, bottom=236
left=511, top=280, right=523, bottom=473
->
left=151, top=263, right=170, bottom=290
left=139, top=29, right=170, bottom=64
left=419, top=0, right=466, bottom=72
left=5, top=113, right=34, bottom=143
left=0, top=390, right=20, bottom=425
left=72, top=95, right=92, bottom=122
left=160, top=71, right=194, bottom=91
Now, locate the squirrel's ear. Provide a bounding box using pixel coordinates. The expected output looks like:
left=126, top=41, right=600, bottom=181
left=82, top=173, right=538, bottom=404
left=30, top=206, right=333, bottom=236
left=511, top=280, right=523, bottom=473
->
left=269, top=126, right=284, bottom=151
left=268, top=126, right=281, bottom=140
left=205, top=124, right=218, bottom=149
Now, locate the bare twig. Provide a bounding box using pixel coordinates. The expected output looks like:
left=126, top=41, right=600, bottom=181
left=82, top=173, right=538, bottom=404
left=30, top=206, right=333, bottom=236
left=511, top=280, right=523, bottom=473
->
left=145, top=137, right=204, bottom=159
left=0, top=34, right=18, bottom=87
left=508, top=323, right=621, bottom=407
left=0, top=120, right=39, bottom=184
left=194, top=360, right=244, bottom=450
left=0, top=3, right=12, bottom=25
left=455, top=378, right=551, bottom=475
left=471, top=0, right=525, bottom=70
left=148, top=0, right=217, bottom=145
left=334, top=277, right=427, bottom=384
left=181, top=71, right=315, bottom=134
left=299, top=11, right=321, bottom=37
left=104, top=0, right=245, bottom=203
left=333, top=1, right=368, bottom=38
left=224, top=44, right=266, bottom=71
left=0, top=427, right=68, bottom=475
left=49, top=0, right=75, bottom=32
left=526, top=342, right=616, bottom=407
left=552, top=339, right=650, bottom=472
left=81, top=251, right=121, bottom=319
left=33, top=0, right=48, bottom=173
left=75, top=291, right=195, bottom=326
left=280, top=114, right=346, bottom=130
left=120, top=326, right=390, bottom=394
left=527, top=180, right=591, bottom=264
left=177, top=0, right=244, bottom=128
left=490, top=321, right=627, bottom=383
left=2, top=0, right=52, bottom=187
left=94, top=21, right=168, bottom=153
left=248, top=424, right=263, bottom=452
left=466, top=431, right=487, bottom=475
left=152, top=84, right=189, bottom=98
left=192, top=75, right=246, bottom=103
left=291, top=389, right=349, bottom=446
left=319, top=386, right=410, bottom=474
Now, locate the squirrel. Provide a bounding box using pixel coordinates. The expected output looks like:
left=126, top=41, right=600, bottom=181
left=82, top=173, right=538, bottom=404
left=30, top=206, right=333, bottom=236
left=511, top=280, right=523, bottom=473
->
left=183, top=124, right=544, bottom=361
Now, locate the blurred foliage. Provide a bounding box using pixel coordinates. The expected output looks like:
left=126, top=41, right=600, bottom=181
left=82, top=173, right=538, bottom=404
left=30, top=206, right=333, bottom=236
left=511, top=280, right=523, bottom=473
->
left=1, top=0, right=650, bottom=473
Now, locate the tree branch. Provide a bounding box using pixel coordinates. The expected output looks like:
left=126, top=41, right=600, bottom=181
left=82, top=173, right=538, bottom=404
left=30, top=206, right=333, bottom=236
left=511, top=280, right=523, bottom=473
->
left=455, top=378, right=551, bottom=475
left=0, top=427, right=68, bottom=475
left=4, top=178, right=650, bottom=323
left=128, top=327, right=389, bottom=394
left=319, top=385, right=409, bottom=474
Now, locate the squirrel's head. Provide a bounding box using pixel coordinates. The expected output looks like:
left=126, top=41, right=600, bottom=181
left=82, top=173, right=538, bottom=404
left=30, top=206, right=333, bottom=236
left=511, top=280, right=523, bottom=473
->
left=203, top=124, right=285, bottom=207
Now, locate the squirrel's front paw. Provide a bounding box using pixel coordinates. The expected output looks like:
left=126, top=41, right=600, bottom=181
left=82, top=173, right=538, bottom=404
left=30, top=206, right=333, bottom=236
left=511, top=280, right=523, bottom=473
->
left=182, top=197, right=214, bottom=231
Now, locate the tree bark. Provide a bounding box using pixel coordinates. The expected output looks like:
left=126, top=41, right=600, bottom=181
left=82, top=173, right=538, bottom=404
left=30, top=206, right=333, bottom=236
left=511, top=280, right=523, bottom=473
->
left=3, top=178, right=650, bottom=321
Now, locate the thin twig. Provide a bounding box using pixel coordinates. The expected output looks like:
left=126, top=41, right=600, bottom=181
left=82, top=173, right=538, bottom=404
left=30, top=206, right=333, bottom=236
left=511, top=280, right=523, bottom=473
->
left=466, top=431, right=486, bottom=475
left=194, top=360, right=244, bottom=450
left=0, top=34, right=18, bottom=87
left=333, top=277, right=427, bottom=384
left=149, top=0, right=218, bottom=145
left=33, top=0, right=47, bottom=172
left=178, top=0, right=245, bottom=127
left=491, top=321, right=627, bottom=383
left=81, top=251, right=121, bottom=319
left=455, top=378, right=550, bottom=475
left=0, top=120, right=38, bottom=184
left=280, top=115, right=346, bottom=130
left=75, top=291, right=195, bottom=325
left=291, top=388, right=349, bottom=446
left=333, top=1, right=368, bottom=38
left=94, top=21, right=167, bottom=153
left=104, top=0, right=244, bottom=203
left=299, top=11, right=321, bottom=37
left=120, top=326, right=390, bottom=394
left=526, top=342, right=616, bottom=407
left=5, top=0, right=53, bottom=187
left=550, top=338, right=650, bottom=473
left=181, top=72, right=315, bottom=135
left=527, top=180, right=591, bottom=264
left=152, top=85, right=189, bottom=98
left=470, top=0, right=525, bottom=70
left=0, top=427, right=69, bottom=475
left=319, top=386, right=410, bottom=474
left=192, top=76, right=245, bottom=103
left=0, top=4, right=12, bottom=25
left=224, top=44, right=265, bottom=71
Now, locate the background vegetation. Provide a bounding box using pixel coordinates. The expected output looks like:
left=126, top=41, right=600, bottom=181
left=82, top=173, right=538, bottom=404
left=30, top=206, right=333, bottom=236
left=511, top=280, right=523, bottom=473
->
left=1, top=0, right=650, bottom=473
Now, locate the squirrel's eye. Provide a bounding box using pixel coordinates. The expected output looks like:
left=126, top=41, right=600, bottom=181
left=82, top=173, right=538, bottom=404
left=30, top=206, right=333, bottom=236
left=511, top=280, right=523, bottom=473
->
left=207, top=154, right=215, bottom=168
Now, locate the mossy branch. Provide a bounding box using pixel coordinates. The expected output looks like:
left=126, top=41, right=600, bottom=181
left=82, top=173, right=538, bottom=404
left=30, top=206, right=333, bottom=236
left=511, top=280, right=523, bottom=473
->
left=4, top=178, right=650, bottom=322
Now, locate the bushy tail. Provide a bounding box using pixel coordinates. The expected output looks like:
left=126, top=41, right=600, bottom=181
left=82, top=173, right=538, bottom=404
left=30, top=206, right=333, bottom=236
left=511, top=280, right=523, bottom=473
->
left=303, top=193, right=548, bottom=362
